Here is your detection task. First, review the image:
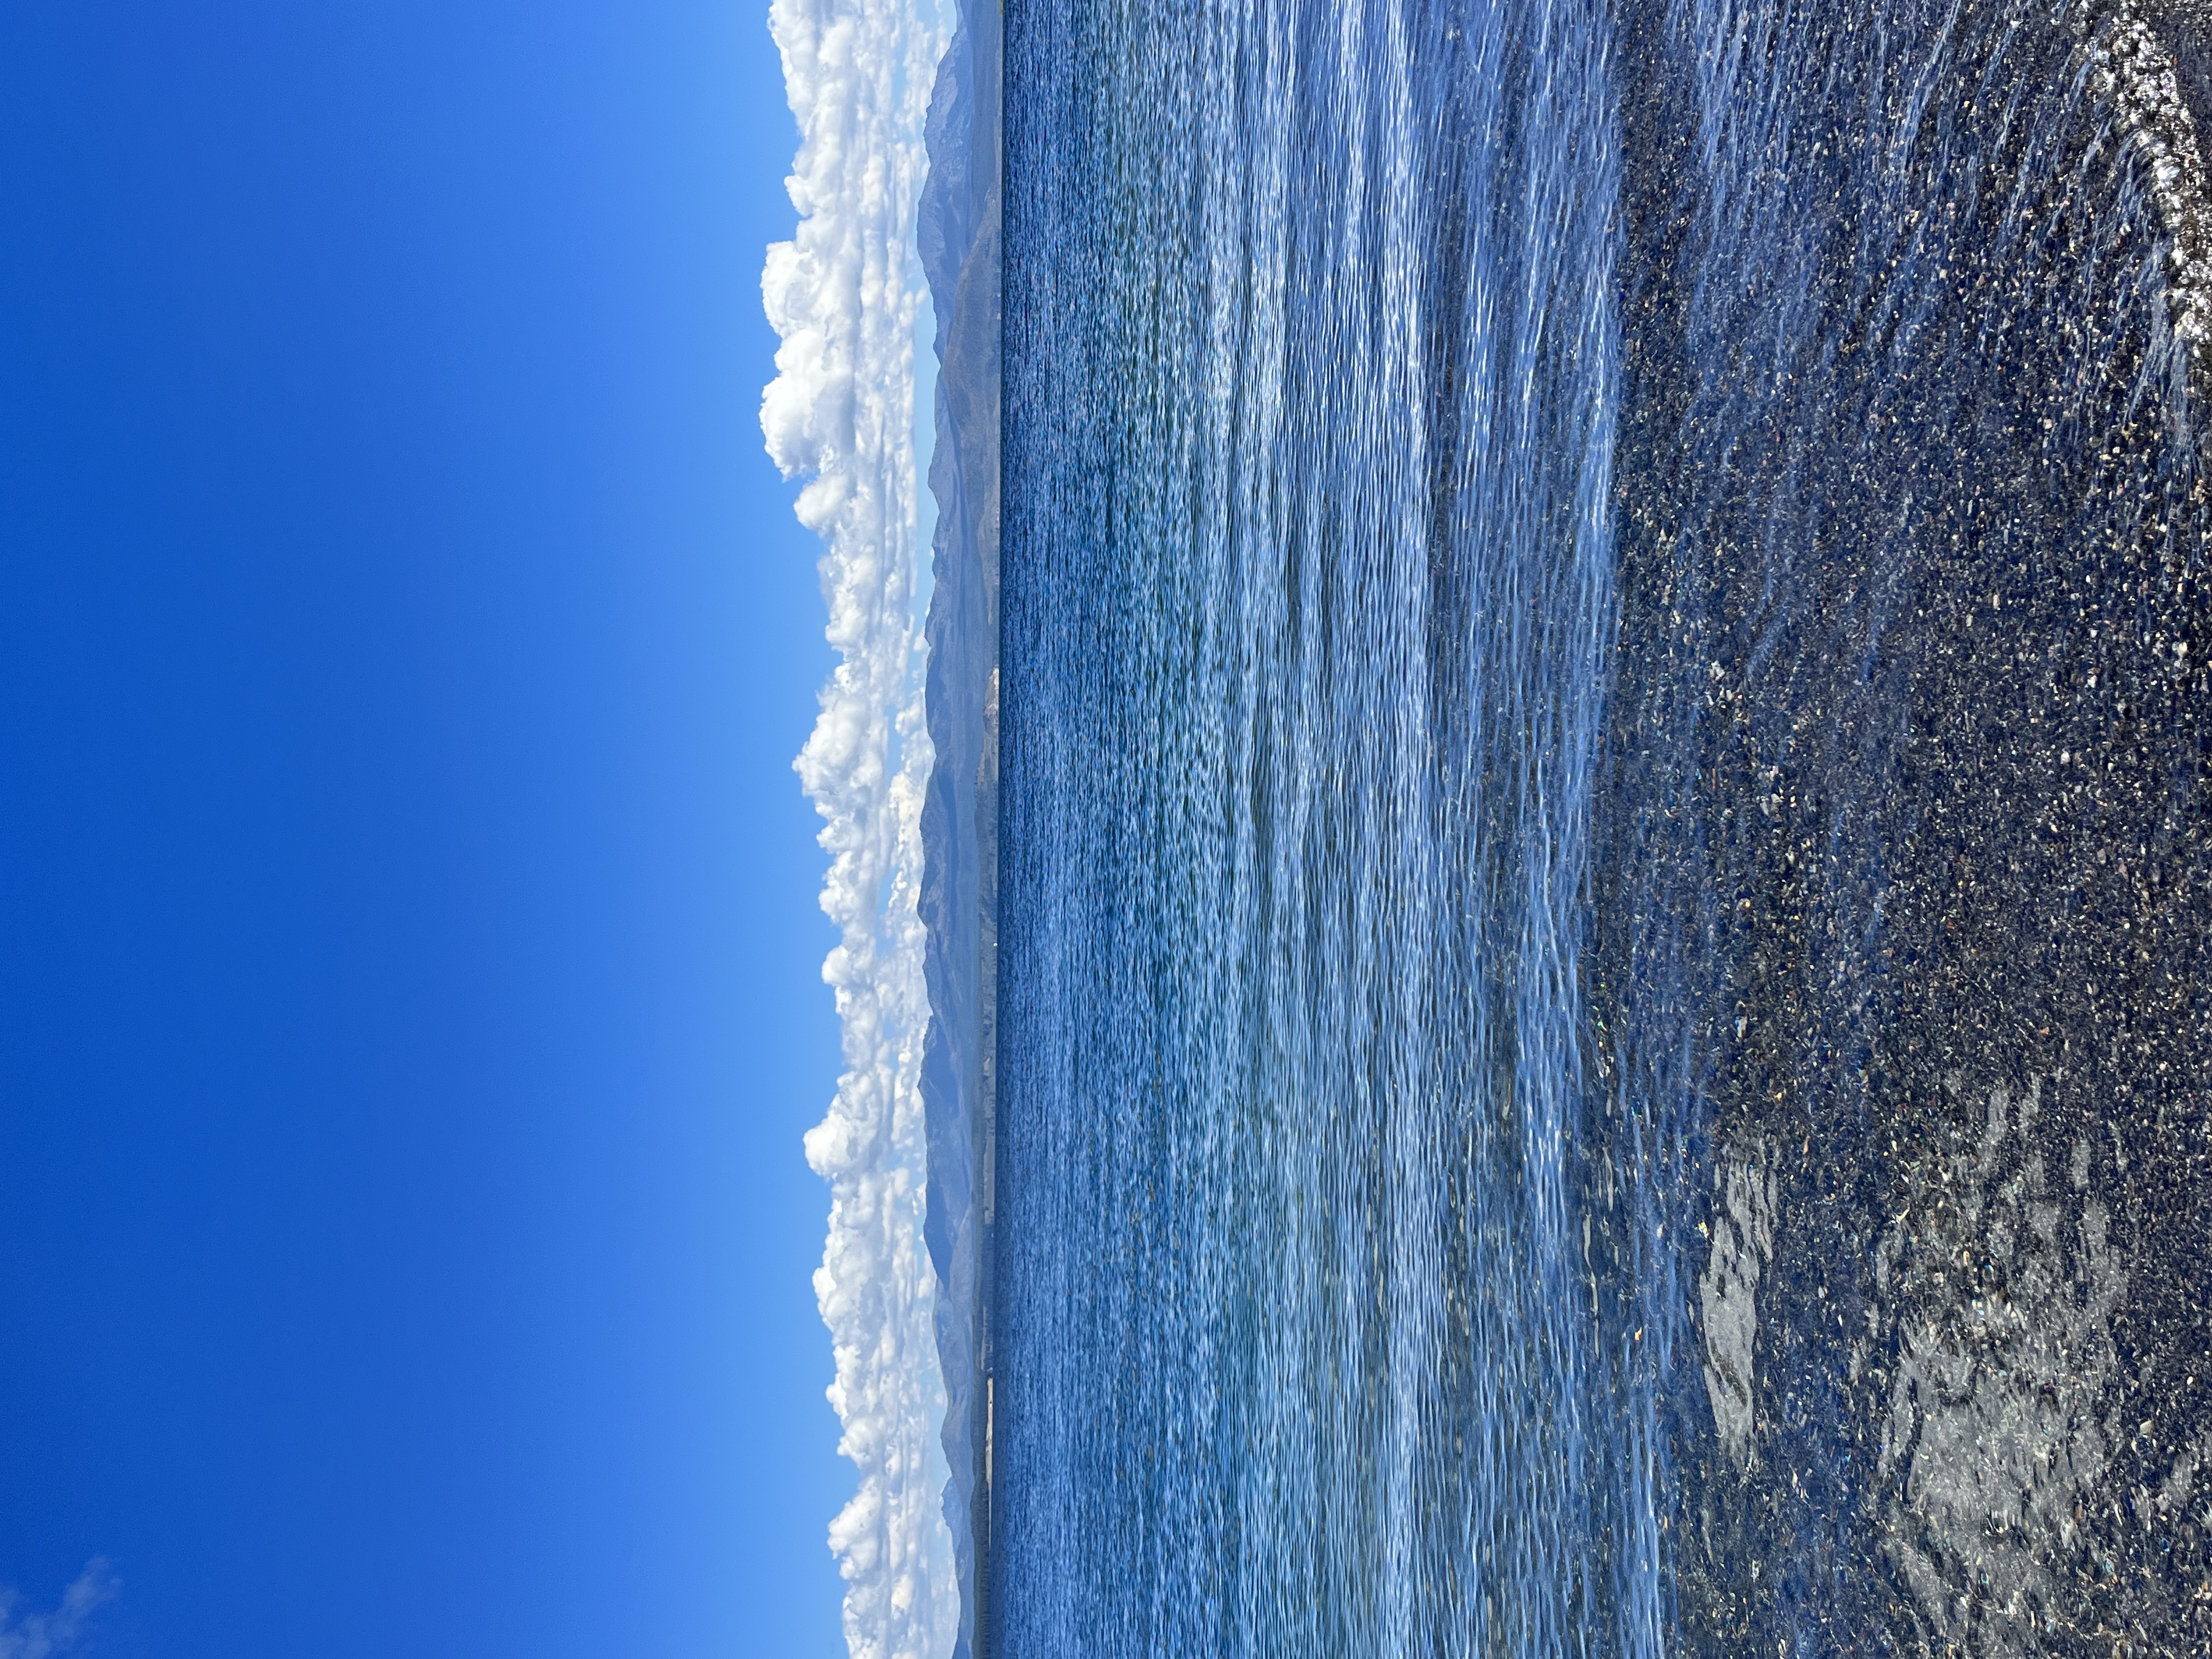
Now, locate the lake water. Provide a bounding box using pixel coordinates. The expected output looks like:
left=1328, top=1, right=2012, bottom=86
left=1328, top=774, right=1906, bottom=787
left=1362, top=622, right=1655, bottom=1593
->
left=929, top=0, right=2212, bottom=1651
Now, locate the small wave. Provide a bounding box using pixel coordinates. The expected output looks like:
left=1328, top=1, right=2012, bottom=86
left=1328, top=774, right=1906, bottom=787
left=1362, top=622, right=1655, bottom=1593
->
left=2086, top=0, right=2212, bottom=348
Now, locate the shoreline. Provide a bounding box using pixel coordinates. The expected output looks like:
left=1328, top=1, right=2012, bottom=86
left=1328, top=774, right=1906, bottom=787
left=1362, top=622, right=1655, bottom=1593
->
left=915, top=1, right=1002, bottom=1652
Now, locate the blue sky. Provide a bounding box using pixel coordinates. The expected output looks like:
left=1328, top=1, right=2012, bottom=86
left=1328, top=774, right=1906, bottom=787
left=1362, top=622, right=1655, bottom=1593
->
left=0, top=2, right=851, bottom=1654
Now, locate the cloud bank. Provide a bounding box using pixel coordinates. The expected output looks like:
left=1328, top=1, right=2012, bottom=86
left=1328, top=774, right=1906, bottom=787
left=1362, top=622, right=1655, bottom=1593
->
left=762, top=0, right=956, bottom=1654
left=0, top=1560, right=119, bottom=1659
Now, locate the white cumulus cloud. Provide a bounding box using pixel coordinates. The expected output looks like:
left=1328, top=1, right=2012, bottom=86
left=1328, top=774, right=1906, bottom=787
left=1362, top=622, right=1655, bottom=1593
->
left=763, top=0, right=956, bottom=1653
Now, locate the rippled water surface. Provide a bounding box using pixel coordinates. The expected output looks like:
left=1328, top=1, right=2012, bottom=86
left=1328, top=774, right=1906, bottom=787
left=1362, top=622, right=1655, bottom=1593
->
left=978, top=0, right=2212, bottom=1651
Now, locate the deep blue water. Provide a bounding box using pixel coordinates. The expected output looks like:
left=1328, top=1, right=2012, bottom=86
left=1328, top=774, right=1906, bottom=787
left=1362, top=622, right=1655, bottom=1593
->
left=939, top=0, right=2212, bottom=1649
left=997, top=2, right=1646, bottom=1648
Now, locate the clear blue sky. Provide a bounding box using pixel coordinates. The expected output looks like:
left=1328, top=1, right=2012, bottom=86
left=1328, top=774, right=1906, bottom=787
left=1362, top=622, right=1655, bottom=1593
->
left=0, top=3, right=851, bottom=1655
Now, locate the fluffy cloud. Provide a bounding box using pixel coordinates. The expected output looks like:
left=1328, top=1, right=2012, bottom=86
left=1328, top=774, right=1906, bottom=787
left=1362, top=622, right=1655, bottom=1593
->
left=763, top=0, right=957, bottom=1654
left=0, top=1560, right=119, bottom=1659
